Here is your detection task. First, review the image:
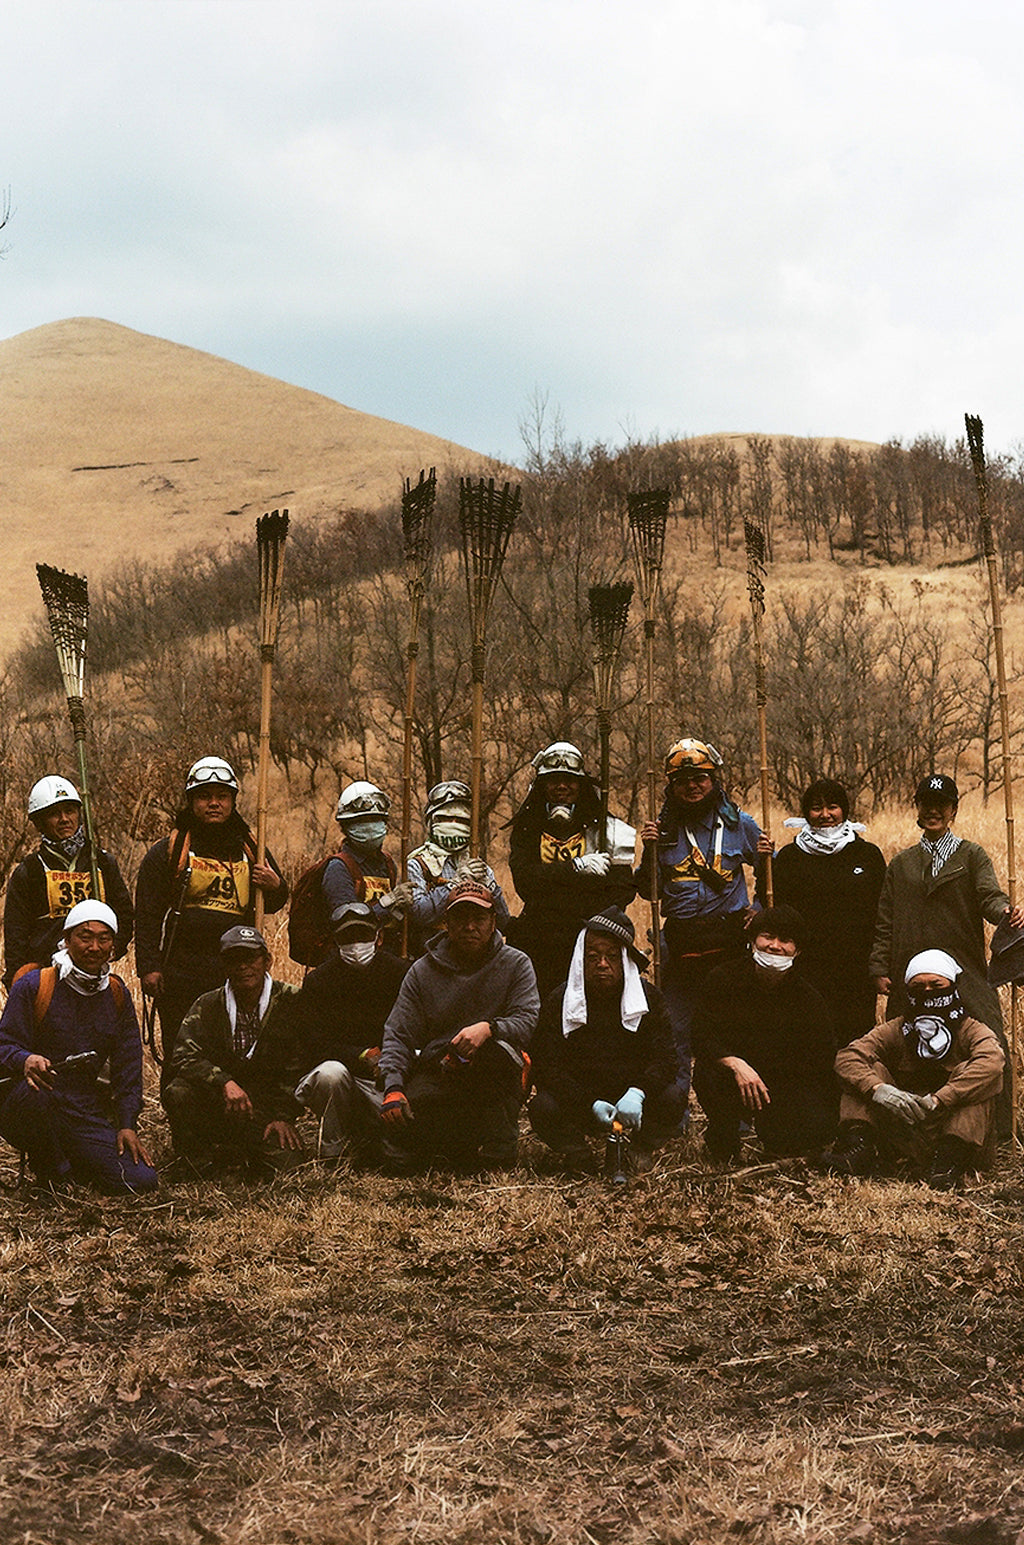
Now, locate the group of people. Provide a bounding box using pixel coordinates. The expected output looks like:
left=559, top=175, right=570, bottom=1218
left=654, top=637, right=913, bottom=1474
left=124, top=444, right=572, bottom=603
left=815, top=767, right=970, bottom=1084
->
left=0, top=736, right=1016, bottom=1197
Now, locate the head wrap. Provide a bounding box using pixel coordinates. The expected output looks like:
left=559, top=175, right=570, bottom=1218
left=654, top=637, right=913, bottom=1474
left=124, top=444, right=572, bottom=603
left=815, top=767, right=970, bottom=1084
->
left=561, top=924, right=649, bottom=1038
left=904, top=950, right=961, bottom=985
left=63, top=901, right=118, bottom=936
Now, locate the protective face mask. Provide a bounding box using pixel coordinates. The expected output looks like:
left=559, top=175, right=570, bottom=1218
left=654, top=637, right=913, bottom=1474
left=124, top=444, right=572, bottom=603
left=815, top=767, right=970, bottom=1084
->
left=545, top=803, right=576, bottom=825
left=752, top=947, right=794, bottom=973
left=345, top=819, right=387, bottom=848
left=431, top=819, right=470, bottom=852
left=337, top=941, right=377, bottom=968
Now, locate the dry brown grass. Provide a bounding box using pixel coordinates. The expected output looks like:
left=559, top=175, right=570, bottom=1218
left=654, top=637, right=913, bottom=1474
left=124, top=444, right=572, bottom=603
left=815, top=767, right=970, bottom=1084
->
left=5, top=1101, right=1024, bottom=1545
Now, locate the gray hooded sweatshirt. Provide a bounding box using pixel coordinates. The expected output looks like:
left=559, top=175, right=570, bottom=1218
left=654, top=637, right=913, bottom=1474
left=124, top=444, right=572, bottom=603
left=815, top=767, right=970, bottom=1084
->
left=379, top=930, right=539, bottom=1091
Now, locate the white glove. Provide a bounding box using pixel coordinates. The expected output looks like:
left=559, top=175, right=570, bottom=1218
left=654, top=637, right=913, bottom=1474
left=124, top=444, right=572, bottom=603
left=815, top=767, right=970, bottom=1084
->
left=871, top=1084, right=934, bottom=1125
left=574, top=852, right=612, bottom=876
left=592, top=1099, right=617, bottom=1130
left=378, top=881, right=415, bottom=914
left=456, top=857, right=489, bottom=884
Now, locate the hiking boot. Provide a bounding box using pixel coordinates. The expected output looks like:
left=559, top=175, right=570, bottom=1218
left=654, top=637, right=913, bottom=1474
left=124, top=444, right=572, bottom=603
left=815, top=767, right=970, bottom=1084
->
left=926, top=1135, right=975, bottom=1193
left=821, top=1121, right=876, bottom=1178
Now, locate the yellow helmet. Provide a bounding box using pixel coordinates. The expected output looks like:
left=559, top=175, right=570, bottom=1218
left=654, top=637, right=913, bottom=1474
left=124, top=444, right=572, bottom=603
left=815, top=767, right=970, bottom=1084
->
left=664, top=738, right=723, bottom=776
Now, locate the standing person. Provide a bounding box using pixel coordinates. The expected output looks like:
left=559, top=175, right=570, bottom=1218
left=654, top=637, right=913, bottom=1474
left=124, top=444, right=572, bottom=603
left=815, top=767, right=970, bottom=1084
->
left=3, top=776, right=133, bottom=988
left=528, top=908, right=683, bottom=1174
left=636, top=738, right=769, bottom=1106
left=256, top=902, right=409, bottom=1160
left=162, top=925, right=302, bottom=1173
left=135, top=756, right=288, bottom=1085
left=379, top=879, right=540, bottom=1171
left=772, top=778, right=886, bottom=1045
left=691, top=906, right=838, bottom=1163
left=406, top=780, right=509, bottom=953
left=826, top=950, right=1004, bottom=1191
left=509, top=742, right=636, bottom=997
left=0, top=901, right=157, bottom=1195
left=870, top=774, right=1022, bottom=1044
left=322, top=782, right=412, bottom=953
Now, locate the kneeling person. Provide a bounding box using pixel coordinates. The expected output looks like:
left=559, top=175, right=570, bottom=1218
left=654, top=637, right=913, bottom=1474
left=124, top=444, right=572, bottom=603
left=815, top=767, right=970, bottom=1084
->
left=163, top=926, right=302, bottom=1171
left=257, top=902, right=409, bottom=1159
left=379, top=880, right=539, bottom=1169
left=529, top=908, right=684, bottom=1172
left=827, top=949, right=1003, bottom=1190
left=692, top=905, right=838, bottom=1162
left=0, top=901, right=157, bottom=1194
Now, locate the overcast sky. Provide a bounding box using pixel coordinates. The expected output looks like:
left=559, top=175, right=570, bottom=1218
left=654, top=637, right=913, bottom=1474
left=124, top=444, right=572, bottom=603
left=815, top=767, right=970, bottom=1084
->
left=4, top=0, right=1024, bottom=463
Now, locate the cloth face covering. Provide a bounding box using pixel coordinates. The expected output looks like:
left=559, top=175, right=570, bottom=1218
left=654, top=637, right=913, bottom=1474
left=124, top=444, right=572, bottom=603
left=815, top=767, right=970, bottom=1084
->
left=903, top=985, right=965, bottom=1060
left=50, top=826, right=87, bottom=863
left=786, top=817, right=865, bottom=856
left=431, top=818, right=470, bottom=852
left=337, top=941, right=376, bottom=968
left=345, top=820, right=387, bottom=848
left=752, top=946, right=794, bottom=973
left=52, top=945, right=111, bottom=996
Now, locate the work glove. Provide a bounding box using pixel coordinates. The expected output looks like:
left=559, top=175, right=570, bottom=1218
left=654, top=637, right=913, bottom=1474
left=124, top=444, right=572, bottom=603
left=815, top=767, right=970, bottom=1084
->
left=456, top=857, right=490, bottom=884
left=592, top=1099, right=617, bottom=1130
left=871, top=1083, right=934, bottom=1125
left=381, top=1089, right=413, bottom=1125
left=378, top=882, right=415, bottom=915
left=574, top=852, right=612, bottom=877
left=615, top=1087, right=645, bottom=1131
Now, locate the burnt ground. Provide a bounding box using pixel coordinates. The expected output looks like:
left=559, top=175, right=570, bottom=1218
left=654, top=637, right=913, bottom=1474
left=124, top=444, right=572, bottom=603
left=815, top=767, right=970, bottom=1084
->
left=3, top=1128, right=1024, bottom=1545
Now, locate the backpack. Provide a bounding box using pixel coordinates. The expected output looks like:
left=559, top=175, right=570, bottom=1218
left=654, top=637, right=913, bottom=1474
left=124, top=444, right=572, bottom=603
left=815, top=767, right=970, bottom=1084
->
left=287, top=849, right=397, bottom=966
left=12, top=963, right=128, bottom=1023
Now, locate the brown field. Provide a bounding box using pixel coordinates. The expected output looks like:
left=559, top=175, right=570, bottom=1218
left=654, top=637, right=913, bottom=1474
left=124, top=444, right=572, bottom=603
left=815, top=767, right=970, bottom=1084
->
left=5, top=316, right=1024, bottom=1544
left=4, top=795, right=1024, bottom=1545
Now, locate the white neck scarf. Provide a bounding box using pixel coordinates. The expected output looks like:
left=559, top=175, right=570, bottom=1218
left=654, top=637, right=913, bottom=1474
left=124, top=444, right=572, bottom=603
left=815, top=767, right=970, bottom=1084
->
left=225, top=974, right=273, bottom=1057
left=561, top=934, right=649, bottom=1038
left=52, top=945, right=111, bottom=996
left=786, top=817, right=864, bottom=856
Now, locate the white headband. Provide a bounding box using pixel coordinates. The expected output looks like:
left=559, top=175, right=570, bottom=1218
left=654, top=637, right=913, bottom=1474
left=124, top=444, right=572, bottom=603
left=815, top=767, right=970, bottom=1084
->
left=905, top=949, right=960, bottom=984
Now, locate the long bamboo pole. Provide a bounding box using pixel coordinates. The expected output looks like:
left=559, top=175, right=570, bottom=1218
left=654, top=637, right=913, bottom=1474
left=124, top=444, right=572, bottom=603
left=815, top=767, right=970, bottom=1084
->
left=628, top=491, right=669, bottom=985
left=459, top=478, right=521, bottom=858
left=255, top=509, right=289, bottom=930
left=589, top=582, right=633, bottom=853
left=36, top=564, right=101, bottom=898
left=744, top=520, right=773, bottom=904
left=399, top=470, right=436, bottom=906
left=966, top=413, right=1017, bottom=1143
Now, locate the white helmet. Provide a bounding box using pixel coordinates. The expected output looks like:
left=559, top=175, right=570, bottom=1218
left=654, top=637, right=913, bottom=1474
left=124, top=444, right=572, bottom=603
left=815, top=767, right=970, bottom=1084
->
left=28, top=776, right=82, bottom=819
left=336, top=781, right=390, bottom=823
left=186, top=756, right=239, bottom=794
left=531, top=742, right=586, bottom=779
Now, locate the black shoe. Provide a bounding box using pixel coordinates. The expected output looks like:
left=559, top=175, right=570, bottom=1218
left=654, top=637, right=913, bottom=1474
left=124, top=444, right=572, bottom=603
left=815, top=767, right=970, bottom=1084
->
left=926, top=1135, right=975, bottom=1193
left=821, top=1121, right=876, bottom=1178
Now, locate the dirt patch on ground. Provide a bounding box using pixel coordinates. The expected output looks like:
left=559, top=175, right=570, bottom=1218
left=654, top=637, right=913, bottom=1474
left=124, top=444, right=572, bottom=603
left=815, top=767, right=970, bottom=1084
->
left=3, top=1128, right=1024, bottom=1544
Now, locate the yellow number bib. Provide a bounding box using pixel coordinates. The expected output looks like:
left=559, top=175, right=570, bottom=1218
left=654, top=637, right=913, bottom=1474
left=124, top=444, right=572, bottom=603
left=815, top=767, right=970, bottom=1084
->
left=539, top=831, right=586, bottom=865
left=363, top=875, right=392, bottom=906
left=185, top=855, right=250, bottom=915
left=45, top=868, right=105, bottom=919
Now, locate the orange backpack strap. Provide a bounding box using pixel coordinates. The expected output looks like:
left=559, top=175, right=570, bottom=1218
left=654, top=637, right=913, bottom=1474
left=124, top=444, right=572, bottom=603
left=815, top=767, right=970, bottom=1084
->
left=11, top=962, right=127, bottom=1024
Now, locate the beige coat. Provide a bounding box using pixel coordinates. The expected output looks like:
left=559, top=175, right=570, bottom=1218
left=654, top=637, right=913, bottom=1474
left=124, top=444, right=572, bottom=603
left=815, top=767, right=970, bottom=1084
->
left=835, top=1014, right=1004, bottom=1154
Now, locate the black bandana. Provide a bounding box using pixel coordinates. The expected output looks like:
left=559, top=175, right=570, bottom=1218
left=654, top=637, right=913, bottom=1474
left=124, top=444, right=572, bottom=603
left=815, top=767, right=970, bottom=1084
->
left=903, top=986, right=965, bottom=1061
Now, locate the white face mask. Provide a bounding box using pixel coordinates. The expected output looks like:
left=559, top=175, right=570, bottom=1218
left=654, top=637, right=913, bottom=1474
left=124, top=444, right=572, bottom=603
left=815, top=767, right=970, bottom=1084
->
left=752, top=946, right=794, bottom=973
left=337, top=940, right=376, bottom=968
left=431, top=818, right=470, bottom=852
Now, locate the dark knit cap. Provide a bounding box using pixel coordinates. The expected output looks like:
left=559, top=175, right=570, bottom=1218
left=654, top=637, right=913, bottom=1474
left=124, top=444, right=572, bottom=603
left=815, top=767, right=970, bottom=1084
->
left=584, top=907, right=649, bottom=969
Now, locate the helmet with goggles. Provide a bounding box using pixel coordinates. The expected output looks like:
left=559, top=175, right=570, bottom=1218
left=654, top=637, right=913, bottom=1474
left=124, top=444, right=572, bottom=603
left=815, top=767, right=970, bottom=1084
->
left=531, top=742, right=586, bottom=779
left=335, top=781, right=391, bottom=823
left=664, top=738, right=723, bottom=778
left=424, top=780, right=472, bottom=824
left=186, top=757, right=239, bottom=794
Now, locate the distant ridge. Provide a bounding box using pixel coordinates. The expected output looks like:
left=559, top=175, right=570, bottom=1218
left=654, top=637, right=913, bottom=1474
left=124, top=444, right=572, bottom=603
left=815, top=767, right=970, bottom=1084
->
left=0, top=317, right=487, bottom=651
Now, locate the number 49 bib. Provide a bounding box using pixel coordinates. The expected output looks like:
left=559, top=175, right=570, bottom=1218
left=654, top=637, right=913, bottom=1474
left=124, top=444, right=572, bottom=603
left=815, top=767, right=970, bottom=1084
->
left=185, top=855, right=250, bottom=915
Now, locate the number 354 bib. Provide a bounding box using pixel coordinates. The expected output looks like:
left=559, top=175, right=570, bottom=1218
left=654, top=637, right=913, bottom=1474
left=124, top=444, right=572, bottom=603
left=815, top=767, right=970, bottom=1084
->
left=184, top=855, right=250, bottom=915
left=45, top=869, right=107, bottom=918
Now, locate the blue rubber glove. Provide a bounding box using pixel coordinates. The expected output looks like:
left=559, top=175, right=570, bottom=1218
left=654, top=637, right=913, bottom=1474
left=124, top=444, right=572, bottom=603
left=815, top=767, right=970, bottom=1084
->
left=615, top=1087, right=645, bottom=1131
left=592, top=1099, right=616, bottom=1130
